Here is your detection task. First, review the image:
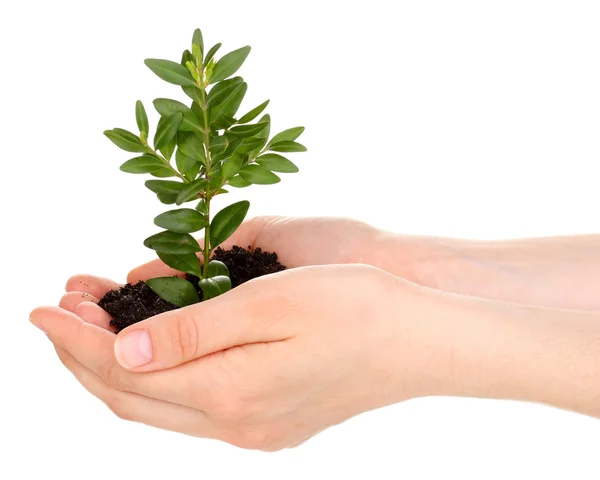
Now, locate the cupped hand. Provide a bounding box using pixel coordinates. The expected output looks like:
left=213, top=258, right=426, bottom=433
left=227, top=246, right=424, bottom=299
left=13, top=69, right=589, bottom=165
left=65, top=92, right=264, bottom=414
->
left=31, top=264, right=444, bottom=451
left=127, top=215, right=384, bottom=283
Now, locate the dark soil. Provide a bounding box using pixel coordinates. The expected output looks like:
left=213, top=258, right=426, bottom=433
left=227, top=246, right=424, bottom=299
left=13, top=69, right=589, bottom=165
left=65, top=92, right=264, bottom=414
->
left=98, top=246, right=286, bottom=333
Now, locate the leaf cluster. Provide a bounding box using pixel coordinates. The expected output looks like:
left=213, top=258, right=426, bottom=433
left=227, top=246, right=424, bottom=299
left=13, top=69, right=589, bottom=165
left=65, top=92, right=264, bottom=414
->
left=104, top=28, right=306, bottom=306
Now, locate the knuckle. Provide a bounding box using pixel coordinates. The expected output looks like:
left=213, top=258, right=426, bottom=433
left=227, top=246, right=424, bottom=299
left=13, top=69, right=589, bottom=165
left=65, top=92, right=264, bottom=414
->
left=168, top=314, right=199, bottom=362
left=104, top=362, right=127, bottom=391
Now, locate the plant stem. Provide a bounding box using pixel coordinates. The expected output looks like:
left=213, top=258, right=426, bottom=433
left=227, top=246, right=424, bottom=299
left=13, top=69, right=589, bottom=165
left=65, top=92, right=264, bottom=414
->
left=203, top=196, right=211, bottom=277
left=196, top=70, right=213, bottom=278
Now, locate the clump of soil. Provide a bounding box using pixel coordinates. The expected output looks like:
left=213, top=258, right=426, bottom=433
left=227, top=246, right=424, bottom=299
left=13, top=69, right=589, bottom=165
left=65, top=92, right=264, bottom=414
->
left=98, top=246, right=286, bottom=333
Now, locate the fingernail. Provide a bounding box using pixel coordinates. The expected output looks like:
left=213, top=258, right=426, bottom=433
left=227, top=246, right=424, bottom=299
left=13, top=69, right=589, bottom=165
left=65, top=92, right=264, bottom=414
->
left=114, top=329, right=153, bottom=368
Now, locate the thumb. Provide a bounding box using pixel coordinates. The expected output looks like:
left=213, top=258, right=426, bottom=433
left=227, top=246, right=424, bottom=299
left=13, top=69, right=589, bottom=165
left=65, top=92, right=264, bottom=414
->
left=113, top=282, right=292, bottom=372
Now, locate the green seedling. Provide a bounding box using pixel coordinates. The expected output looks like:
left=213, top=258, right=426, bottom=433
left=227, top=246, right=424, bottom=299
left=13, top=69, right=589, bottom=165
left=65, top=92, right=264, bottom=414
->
left=104, top=27, right=306, bottom=307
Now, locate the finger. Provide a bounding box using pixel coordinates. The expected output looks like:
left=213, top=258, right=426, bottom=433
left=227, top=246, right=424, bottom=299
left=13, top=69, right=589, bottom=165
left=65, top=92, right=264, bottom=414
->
left=53, top=345, right=217, bottom=438
left=113, top=277, right=294, bottom=372
left=65, top=274, right=122, bottom=298
left=74, top=301, right=113, bottom=330
left=31, top=306, right=218, bottom=408
left=59, top=291, right=99, bottom=312
left=127, top=216, right=280, bottom=283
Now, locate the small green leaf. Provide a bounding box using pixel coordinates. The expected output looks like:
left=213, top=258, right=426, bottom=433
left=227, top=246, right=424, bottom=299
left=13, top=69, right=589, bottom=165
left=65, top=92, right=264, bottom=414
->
left=239, top=164, right=281, bottom=184
left=228, top=122, right=269, bottom=138
left=120, top=154, right=164, bottom=174
left=228, top=175, right=251, bottom=188
left=146, top=276, right=200, bottom=307
left=256, top=153, right=299, bottom=173
left=144, top=231, right=201, bottom=254
left=221, top=155, right=243, bottom=180
left=157, top=193, right=178, bottom=204
left=153, top=98, right=203, bottom=133
left=104, top=129, right=148, bottom=153
left=157, top=252, right=202, bottom=277
left=176, top=178, right=209, bottom=205
left=207, top=260, right=229, bottom=278
left=178, top=132, right=206, bottom=163
left=209, top=135, right=228, bottom=155
left=145, top=180, right=186, bottom=195
left=144, top=59, right=197, bottom=87
left=154, top=113, right=183, bottom=150
left=268, top=141, right=307, bottom=153
left=207, top=81, right=243, bottom=108
left=269, top=127, right=305, bottom=145
left=192, top=28, right=204, bottom=59
left=209, top=82, right=247, bottom=122
left=154, top=208, right=208, bottom=233
left=210, top=200, right=250, bottom=247
left=209, top=46, right=251, bottom=84
left=175, top=148, right=197, bottom=175
left=195, top=199, right=208, bottom=214
left=181, top=49, right=194, bottom=67
left=149, top=167, right=177, bottom=178
left=237, top=137, right=267, bottom=154
left=199, top=275, right=232, bottom=300
left=135, top=100, right=149, bottom=135
left=237, top=100, right=270, bottom=124
left=203, top=43, right=222, bottom=65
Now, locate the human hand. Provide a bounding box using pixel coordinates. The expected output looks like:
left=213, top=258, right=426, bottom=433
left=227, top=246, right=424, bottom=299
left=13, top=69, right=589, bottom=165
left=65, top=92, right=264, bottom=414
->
left=31, top=264, right=448, bottom=451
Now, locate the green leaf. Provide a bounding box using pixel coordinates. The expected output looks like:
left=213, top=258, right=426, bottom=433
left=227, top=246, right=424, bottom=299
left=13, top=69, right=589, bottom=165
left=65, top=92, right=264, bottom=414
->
left=181, top=49, right=194, bottom=67
left=195, top=199, right=208, bottom=214
left=104, top=129, right=148, bottom=153
left=145, top=180, right=186, bottom=196
left=255, top=114, right=271, bottom=139
left=199, top=275, right=232, bottom=300
left=238, top=100, right=270, bottom=124
left=239, top=164, right=281, bottom=184
left=144, top=231, right=201, bottom=254
left=192, top=28, right=204, bottom=58
left=268, top=141, right=307, bottom=153
left=120, top=154, right=164, bottom=174
left=154, top=113, right=183, bottom=150
left=153, top=98, right=203, bottom=133
left=175, top=148, right=197, bottom=175
left=135, top=101, right=149, bottom=135
left=256, top=153, right=299, bottom=173
left=207, top=77, right=244, bottom=117
left=178, top=132, right=206, bottom=163
left=149, top=167, right=177, bottom=178
left=207, top=78, right=245, bottom=107
left=228, top=122, right=269, bottom=138
left=146, top=276, right=200, bottom=307
left=210, top=200, right=250, bottom=247
left=228, top=175, right=251, bottom=188
left=157, top=252, right=202, bottom=277
left=209, top=135, right=228, bottom=155
left=221, top=155, right=243, bottom=180
left=269, top=127, right=305, bottom=145
left=209, top=46, right=251, bottom=84
left=157, top=193, right=178, bottom=204
left=144, top=59, right=197, bottom=87
left=154, top=208, right=207, bottom=233
left=213, top=137, right=243, bottom=162
left=211, top=115, right=238, bottom=131
left=182, top=85, right=203, bottom=104
left=237, top=137, right=267, bottom=154
left=161, top=136, right=177, bottom=161
left=210, top=82, right=247, bottom=123
left=203, top=43, right=222, bottom=65
left=176, top=178, right=209, bottom=205
left=207, top=260, right=229, bottom=278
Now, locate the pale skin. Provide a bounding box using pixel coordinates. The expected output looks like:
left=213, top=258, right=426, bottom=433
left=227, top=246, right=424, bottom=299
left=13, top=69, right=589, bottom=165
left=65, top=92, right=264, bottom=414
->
left=29, top=217, right=600, bottom=451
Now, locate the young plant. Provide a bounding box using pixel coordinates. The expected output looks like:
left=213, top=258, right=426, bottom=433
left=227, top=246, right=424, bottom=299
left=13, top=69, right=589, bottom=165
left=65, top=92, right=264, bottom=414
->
left=104, top=28, right=306, bottom=307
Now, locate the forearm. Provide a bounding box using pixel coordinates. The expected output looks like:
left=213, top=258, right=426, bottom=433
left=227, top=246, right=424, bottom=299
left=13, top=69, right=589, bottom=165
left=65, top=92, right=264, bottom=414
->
left=369, top=232, right=600, bottom=310
left=407, top=287, right=600, bottom=419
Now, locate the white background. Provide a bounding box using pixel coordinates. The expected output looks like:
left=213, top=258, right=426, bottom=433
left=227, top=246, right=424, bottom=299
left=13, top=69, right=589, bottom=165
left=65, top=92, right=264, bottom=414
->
left=1, top=0, right=600, bottom=478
